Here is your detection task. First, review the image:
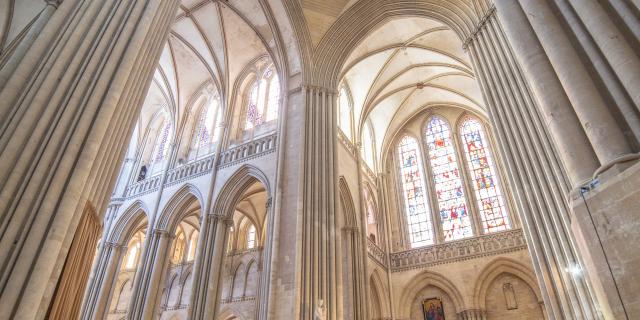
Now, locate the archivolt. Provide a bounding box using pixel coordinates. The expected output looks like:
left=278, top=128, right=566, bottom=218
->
left=212, top=164, right=271, bottom=219
left=108, top=200, right=149, bottom=244
left=155, top=183, right=204, bottom=232
left=397, top=270, right=465, bottom=316
left=472, top=257, right=543, bottom=309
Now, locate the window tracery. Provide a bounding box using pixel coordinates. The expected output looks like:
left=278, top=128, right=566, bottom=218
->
left=244, top=66, right=279, bottom=131
left=397, top=135, right=434, bottom=247
left=459, top=117, right=510, bottom=233
left=425, top=116, right=472, bottom=241
left=395, top=113, right=511, bottom=249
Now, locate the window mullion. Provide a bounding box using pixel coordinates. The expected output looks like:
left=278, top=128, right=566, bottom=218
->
left=454, top=123, right=484, bottom=236
left=418, top=131, right=443, bottom=245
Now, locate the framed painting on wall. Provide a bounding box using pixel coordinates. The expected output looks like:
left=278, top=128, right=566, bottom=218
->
left=422, top=297, right=445, bottom=320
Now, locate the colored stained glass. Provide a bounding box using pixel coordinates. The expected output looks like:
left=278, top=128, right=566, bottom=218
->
left=425, top=117, right=472, bottom=241
left=245, top=84, right=262, bottom=129
left=397, top=136, right=434, bottom=247
left=460, top=117, right=510, bottom=233
left=153, top=120, right=172, bottom=163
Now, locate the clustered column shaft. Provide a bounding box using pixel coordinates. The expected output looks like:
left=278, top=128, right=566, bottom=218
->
left=0, top=0, right=180, bottom=318
left=466, top=10, right=598, bottom=319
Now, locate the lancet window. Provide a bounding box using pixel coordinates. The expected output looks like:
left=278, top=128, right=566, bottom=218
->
left=396, top=114, right=511, bottom=248
left=397, top=135, right=434, bottom=247
left=244, top=66, right=280, bottom=130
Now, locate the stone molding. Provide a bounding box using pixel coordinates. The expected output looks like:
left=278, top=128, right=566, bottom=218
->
left=367, top=238, right=387, bottom=269
left=389, top=229, right=527, bottom=272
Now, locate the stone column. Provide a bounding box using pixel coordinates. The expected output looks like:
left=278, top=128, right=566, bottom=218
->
left=298, top=86, right=340, bottom=320
left=189, top=213, right=232, bottom=319
left=466, top=9, right=599, bottom=319
left=128, top=228, right=172, bottom=320
left=0, top=0, right=61, bottom=89
left=493, top=0, right=599, bottom=187
left=80, top=241, right=126, bottom=320
left=0, top=0, right=180, bottom=318
left=517, top=0, right=632, bottom=165
left=566, top=0, right=640, bottom=110
left=256, top=197, right=274, bottom=320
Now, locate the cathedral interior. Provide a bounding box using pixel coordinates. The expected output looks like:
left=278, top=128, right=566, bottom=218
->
left=0, top=0, right=639, bottom=319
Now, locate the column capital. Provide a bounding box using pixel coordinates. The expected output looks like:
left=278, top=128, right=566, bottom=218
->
left=265, top=197, right=273, bottom=209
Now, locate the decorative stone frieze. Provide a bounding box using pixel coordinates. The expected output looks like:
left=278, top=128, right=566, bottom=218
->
left=389, top=229, right=527, bottom=272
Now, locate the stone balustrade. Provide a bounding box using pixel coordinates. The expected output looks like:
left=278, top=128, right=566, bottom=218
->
left=219, top=133, right=277, bottom=168
left=125, top=174, right=162, bottom=198
left=389, top=229, right=527, bottom=272
left=367, top=239, right=387, bottom=268
left=166, top=154, right=216, bottom=186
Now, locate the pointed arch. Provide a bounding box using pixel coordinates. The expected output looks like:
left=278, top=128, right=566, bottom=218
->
left=338, top=177, right=357, bottom=229
left=155, top=183, right=204, bottom=232
left=212, top=164, right=271, bottom=220
left=108, top=201, right=149, bottom=244
left=473, top=257, right=543, bottom=310
left=397, top=270, right=465, bottom=317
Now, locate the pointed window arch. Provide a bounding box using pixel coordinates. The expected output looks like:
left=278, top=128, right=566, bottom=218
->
left=397, top=135, right=434, bottom=247
left=459, top=116, right=510, bottom=233
left=190, top=96, right=221, bottom=161
left=244, top=65, right=280, bottom=131
left=425, top=116, right=472, bottom=241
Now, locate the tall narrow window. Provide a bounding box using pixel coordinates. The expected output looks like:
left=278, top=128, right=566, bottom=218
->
left=338, top=87, right=353, bottom=140
left=245, top=83, right=262, bottom=130
left=187, top=231, right=199, bottom=261
left=246, top=225, right=256, bottom=249
left=397, top=136, right=434, bottom=247
left=460, top=117, right=510, bottom=233
left=362, top=121, right=376, bottom=170
left=153, top=120, right=172, bottom=163
left=425, top=116, right=472, bottom=241
left=265, top=71, right=280, bottom=122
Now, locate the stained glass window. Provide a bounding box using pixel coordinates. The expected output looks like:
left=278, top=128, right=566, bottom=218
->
left=190, top=98, right=220, bottom=161
left=460, top=117, right=510, bottom=233
left=265, top=74, right=280, bottom=122
left=245, top=66, right=280, bottom=131
left=338, top=87, right=353, bottom=140
left=245, top=83, right=262, bottom=130
left=397, top=135, right=434, bottom=247
left=153, top=120, right=172, bottom=163
left=425, top=116, right=472, bottom=241
left=246, top=225, right=256, bottom=249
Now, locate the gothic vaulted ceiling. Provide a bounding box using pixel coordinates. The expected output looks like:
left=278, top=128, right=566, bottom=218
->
left=339, top=16, right=485, bottom=161
left=135, top=0, right=300, bottom=146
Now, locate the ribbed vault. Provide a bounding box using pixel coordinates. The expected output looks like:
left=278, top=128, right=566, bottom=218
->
left=336, top=14, right=486, bottom=168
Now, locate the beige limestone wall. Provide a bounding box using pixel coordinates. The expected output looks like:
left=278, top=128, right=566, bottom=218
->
left=571, top=161, right=640, bottom=319
left=390, top=248, right=544, bottom=319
